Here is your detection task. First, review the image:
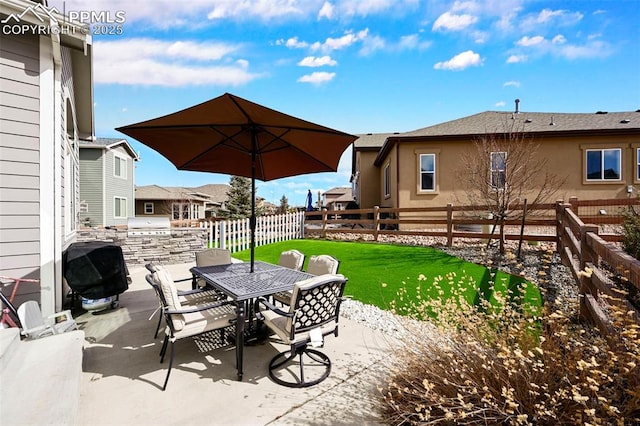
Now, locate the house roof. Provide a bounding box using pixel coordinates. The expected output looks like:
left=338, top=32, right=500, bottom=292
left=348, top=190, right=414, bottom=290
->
left=81, top=137, right=139, bottom=160
left=372, top=110, right=640, bottom=166
left=323, top=186, right=351, bottom=195
left=135, top=184, right=230, bottom=205
left=191, top=184, right=230, bottom=203
left=402, top=110, right=640, bottom=137
left=353, top=133, right=397, bottom=149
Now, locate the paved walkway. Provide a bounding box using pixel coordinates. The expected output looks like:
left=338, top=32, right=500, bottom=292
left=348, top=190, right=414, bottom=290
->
left=76, top=263, right=393, bottom=425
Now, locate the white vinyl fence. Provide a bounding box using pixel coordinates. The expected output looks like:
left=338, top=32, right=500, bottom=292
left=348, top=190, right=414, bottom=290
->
left=200, top=211, right=305, bottom=253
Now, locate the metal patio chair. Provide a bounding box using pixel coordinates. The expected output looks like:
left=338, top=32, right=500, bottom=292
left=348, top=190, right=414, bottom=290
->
left=256, top=274, right=347, bottom=388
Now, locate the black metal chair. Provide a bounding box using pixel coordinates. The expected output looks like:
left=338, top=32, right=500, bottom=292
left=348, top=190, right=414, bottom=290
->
left=145, top=266, right=235, bottom=391
left=273, top=254, right=340, bottom=306
left=256, top=274, right=347, bottom=388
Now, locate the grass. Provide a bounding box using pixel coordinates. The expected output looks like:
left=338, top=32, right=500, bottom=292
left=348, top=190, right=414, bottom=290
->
left=232, top=239, right=541, bottom=313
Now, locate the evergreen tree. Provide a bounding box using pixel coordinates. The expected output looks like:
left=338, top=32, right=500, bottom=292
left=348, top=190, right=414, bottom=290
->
left=278, top=195, right=289, bottom=214
left=222, top=176, right=253, bottom=219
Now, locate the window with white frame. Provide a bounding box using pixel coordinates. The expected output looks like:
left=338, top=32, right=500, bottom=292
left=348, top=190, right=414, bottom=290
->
left=490, top=152, right=507, bottom=189
left=114, top=197, right=127, bottom=218
left=419, top=154, right=436, bottom=191
left=172, top=203, right=191, bottom=220
left=144, top=202, right=154, bottom=214
left=383, top=163, right=390, bottom=198
left=114, top=154, right=127, bottom=179
left=586, top=148, right=621, bottom=181
left=636, top=148, right=640, bottom=181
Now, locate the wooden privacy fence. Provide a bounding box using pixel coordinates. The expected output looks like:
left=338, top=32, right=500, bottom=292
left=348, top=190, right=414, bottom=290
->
left=557, top=200, right=640, bottom=344
left=198, top=211, right=304, bottom=253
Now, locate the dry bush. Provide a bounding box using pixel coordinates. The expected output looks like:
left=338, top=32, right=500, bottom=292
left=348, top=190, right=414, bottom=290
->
left=377, top=258, right=640, bottom=425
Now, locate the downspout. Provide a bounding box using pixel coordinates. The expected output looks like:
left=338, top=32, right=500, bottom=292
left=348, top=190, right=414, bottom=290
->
left=395, top=143, right=400, bottom=212
left=47, top=25, right=63, bottom=314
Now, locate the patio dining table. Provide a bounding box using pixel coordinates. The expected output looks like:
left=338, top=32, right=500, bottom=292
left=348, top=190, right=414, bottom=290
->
left=190, top=261, right=313, bottom=380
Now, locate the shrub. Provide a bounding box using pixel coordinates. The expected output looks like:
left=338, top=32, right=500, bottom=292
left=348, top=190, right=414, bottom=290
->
left=377, top=263, right=640, bottom=424
left=621, top=207, right=640, bottom=260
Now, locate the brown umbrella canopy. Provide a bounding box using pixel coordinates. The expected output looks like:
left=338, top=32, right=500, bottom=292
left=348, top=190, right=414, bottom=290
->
left=116, top=92, right=358, bottom=182
left=117, top=92, right=357, bottom=271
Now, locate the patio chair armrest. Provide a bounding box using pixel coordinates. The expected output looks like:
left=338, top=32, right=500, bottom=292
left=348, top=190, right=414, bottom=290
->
left=165, top=300, right=232, bottom=315
left=20, top=324, right=54, bottom=337
left=255, top=296, right=292, bottom=318
left=176, top=288, right=212, bottom=296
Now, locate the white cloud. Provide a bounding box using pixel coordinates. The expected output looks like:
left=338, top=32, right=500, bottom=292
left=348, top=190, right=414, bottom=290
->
left=432, top=11, right=478, bottom=31
left=503, top=81, right=521, bottom=88
left=512, top=34, right=613, bottom=61
left=557, top=40, right=612, bottom=59
left=311, top=29, right=370, bottom=52
left=50, top=0, right=419, bottom=29
left=298, top=56, right=337, bottom=67
left=506, top=54, right=526, bottom=63
left=398, top=34, right=431, bottom=50
left=358, top=34, right=385, bottom=55
left=520, top=8, right=584, bottom=31
left=318, top=1, right=334, bottom=19
left=552, top=34, right=567, bottom=44
left=495, top=101, right=506, bottom=107
left=93, top=39, right=260, bottom=87
left=517, top=35, right=545, bottom=47
left=297, top=71, right=336, bottom=84
left=433, top=50, right=482, bottom=71
left=277, top=37, right=309, bottom=49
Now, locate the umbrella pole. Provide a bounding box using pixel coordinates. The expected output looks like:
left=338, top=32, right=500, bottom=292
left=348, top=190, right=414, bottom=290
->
left=250, top=132, right=257, bottom=273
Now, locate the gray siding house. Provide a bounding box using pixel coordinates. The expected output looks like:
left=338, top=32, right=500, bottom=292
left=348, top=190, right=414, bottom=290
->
left=0, top=0, right=93, bottom=314
left=79, top=138, right=139, bottom=227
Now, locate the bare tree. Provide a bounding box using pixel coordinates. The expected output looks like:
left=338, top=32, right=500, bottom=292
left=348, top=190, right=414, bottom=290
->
left=455, top=119, right=566, bottom=253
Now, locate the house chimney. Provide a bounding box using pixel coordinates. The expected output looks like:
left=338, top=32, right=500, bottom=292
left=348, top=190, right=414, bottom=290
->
left=515, top=99, right=520, bottom=114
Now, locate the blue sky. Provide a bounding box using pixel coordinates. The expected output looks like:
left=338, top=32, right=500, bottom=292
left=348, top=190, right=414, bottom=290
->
left=50, top=0, right=640, bottom=206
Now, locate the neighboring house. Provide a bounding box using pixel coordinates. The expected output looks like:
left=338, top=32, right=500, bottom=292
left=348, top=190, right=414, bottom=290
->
left=79, top=138, right=139, bottom=227
left=352, top=105, right=640, bottom=216
left=323, top=187, right=354, bottom=211
left=135, top=184, right=230, bottom=220
left=0, top=0, right=92, bottom=314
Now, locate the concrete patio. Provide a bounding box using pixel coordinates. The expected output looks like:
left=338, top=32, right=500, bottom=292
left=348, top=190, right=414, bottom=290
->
left=73, top=262, right=393, bottom=425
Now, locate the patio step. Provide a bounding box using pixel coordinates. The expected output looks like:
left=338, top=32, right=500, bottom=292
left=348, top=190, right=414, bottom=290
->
left=0, top=328, right=84, bottom=425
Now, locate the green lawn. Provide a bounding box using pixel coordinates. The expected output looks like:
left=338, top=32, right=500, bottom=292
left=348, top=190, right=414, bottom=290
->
left=232, top=239, right=541, bottom=313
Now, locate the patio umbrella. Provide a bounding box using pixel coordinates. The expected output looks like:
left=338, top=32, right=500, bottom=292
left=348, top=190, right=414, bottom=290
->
left=116, top=93, right=357, bottom=271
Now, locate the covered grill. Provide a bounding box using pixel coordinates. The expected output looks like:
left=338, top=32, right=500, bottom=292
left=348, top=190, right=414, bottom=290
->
left=63, top=241, right=129, bottom=301
left=127, top=217, right=171, bottom=237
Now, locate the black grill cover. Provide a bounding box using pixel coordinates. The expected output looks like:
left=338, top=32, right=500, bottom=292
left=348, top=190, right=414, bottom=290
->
left=63, top=242, right=129, bottom=299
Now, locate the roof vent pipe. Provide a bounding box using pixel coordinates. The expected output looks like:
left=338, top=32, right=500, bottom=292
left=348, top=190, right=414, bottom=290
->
left=515, top=98, right=520, bottom=114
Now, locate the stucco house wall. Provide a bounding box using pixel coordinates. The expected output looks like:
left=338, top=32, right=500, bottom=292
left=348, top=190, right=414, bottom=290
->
left=354, top=110, right=640, bottom=220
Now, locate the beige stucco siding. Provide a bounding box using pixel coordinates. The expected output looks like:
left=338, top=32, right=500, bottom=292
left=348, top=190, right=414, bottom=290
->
left=391, top=134, right=640, bottom=212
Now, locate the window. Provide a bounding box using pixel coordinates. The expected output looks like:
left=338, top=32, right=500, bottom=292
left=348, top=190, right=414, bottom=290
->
left=114, top=197, right=127, bottom=218
left=636, top=149, right=640, bottom=180
left=490, top=152, right=507, bottom=189
left=419, top=154, right=436, bottom=191
left=586, top=148, right=621, bottom=181
left=114, top=154, right=127, bottom=179
left=144, top=202, right=154, bottom=214
left=383, top=164, right=390, bottom=198
left=172, top=203, right=191, bottom=220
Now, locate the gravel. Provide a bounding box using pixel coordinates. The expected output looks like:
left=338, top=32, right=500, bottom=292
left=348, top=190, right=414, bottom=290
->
left=338, top=234, right=580, bottom=337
